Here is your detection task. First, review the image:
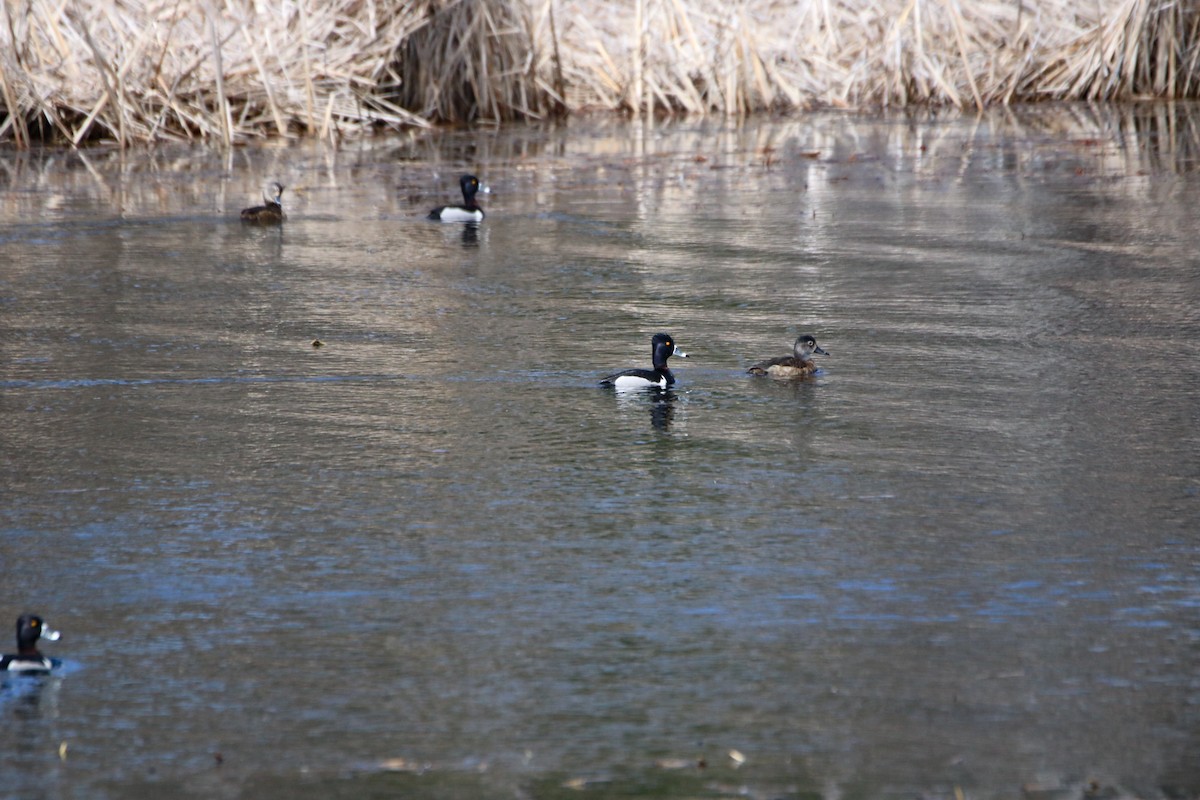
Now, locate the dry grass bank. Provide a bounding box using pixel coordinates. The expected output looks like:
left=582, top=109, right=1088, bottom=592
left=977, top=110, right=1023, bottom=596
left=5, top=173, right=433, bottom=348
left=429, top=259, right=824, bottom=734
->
left=0, top=0, right=1197, bottom=147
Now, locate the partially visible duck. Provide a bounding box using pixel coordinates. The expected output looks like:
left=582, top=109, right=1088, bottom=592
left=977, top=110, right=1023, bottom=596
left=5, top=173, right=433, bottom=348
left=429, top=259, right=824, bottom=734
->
left=241, top=181, right=286, bottom=224
left=428, top=174, right=489, bottom=222
left=747, top=334, right=829, bottom=378
left=1, top=614, right=61, bottom=674
left=601, top=333, right=688, bottom=390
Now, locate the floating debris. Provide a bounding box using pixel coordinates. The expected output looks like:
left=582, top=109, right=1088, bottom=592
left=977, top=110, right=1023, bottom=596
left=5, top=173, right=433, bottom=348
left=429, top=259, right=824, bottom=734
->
left=561, top=776, right=615, bottom=791
left=654, top=757, right=706, bottom=770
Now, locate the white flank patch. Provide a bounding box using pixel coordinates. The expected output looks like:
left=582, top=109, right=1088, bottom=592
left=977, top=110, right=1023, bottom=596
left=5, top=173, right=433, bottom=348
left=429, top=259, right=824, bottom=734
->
left=612, top=374, right=664, bottom=390
left=437, top=207, right=483, bottom=223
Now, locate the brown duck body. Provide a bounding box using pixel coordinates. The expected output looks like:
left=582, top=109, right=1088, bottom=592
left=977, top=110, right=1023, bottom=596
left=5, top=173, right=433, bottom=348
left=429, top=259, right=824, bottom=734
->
left=240, top=201, right=285, bottom=224
left=241, top=181, right=286, bottom=224
left=747, top=356, right=818, bottom=378
left=747, top=334, right=828, bottom=379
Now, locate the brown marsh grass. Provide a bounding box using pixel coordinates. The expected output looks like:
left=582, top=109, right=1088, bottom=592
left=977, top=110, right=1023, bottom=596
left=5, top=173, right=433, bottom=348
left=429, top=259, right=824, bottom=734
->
left=0, top=0, right=1196, bottom=147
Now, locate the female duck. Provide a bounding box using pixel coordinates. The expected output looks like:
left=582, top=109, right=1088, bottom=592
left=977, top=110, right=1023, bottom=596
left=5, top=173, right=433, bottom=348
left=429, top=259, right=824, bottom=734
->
left=1, top=614, right=62, bottom=673
left=428, top=174, right=489, bottom=222
left=747, top=334, right=829, bottom=378
left=241, top=181, right=286, bottom=224
left=601, top=333, right=688, bottom=390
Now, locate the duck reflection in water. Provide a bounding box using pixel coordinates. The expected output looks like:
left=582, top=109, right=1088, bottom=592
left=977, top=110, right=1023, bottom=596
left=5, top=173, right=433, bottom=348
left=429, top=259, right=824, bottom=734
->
left=615, top=389, right=677, bottom=432
left=649, top=390, right=676, bottom=431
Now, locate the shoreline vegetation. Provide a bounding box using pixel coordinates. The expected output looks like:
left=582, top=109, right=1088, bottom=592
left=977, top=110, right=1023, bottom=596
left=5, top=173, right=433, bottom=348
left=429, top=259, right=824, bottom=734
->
left=0, top=0, right=1197, bottom=148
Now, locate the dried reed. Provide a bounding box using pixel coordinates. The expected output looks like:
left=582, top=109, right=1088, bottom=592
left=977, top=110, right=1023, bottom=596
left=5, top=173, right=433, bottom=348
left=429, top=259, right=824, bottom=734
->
left=0, top=0, right=1196, bottom=147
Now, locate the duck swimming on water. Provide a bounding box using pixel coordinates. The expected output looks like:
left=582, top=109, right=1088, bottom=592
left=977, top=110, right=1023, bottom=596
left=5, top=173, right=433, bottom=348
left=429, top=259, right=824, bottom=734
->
left=600, top=333, right=689, bottom=390
left=1, top=614, right=62, bottom=674
left=747, top=334, right=828, bottom=378
left=428, top=174, right=489, bottom=222
left=241, top=181, right=286, bottom=224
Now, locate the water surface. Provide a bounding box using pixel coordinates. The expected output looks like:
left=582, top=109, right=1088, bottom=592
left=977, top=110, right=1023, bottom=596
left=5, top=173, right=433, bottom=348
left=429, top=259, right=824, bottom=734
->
left=2, top=105, right=1199, bottom=799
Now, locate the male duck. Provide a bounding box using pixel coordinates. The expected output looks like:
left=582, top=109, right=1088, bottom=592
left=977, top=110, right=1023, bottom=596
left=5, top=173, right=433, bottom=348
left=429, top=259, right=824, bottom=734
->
left=241, top=181, right=286, bottom=224
left=601, top=333, right=688, bottom=390
left=1, top=614, right=62, bottom=674
left=747, top=334, right=829, bottom=378
left=428, top=174, right=489, bottom=222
